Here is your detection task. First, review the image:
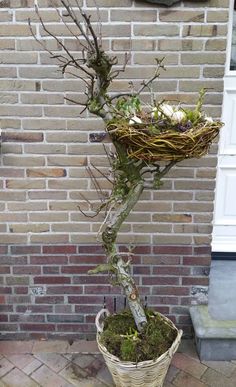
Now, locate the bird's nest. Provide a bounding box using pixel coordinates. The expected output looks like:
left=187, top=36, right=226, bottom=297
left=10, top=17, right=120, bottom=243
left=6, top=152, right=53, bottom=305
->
left=107, top=120, right=223, bottom=162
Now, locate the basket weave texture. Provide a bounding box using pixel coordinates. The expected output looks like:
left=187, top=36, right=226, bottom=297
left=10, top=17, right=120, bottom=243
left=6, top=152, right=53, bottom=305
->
left=107, top=121, right=222, bottom=162
left=97, top=313, right=182, bottom=387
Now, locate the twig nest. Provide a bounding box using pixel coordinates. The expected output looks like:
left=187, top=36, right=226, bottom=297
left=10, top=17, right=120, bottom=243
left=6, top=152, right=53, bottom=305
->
left=107, top=111, right=223, bottom=163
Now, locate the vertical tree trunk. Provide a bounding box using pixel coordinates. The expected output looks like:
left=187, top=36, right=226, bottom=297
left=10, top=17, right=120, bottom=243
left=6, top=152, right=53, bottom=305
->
left=102, top=181, right=148, bottom=331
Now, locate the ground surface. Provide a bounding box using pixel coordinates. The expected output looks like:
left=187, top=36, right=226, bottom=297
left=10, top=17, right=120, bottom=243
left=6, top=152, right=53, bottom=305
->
left=0, top=339, right=235, bottom=386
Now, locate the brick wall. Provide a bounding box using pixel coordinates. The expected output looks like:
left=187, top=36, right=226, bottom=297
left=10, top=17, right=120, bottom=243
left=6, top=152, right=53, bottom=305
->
left=0, top=0, right=229, bottom=338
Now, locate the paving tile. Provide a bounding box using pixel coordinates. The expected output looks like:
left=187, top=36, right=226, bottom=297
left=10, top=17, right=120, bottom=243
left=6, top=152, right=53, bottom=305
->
left=32, top=340, right=69, bottom=354
left=201, top=368, right=236, bottom=387
left=59, top=363, right=88, bottom=385
left=172, top=370, right=207, bottom=387
left=0, top=357, right=14, bottom=378
left=35, top=353, right=69, bottom=372
left=0, top=341, right=34, bottom=354
left=22, top=358, right=42, bottom=375
left=31, top=364, right=72, bottom=387
left=172, top=352, right=207, bottom=379
left=7, top=354, right=35, bottom=369
left=202, top=360, right=236, bottom=377
left=68, top=340, right=99, bottom=354
left=85, top=356, right=105, bottom=378
left=71, top=354, right=96, bottom=369
left=178, top=339, right=199, bottom=361
left=2, top=368, right=39, bottom=387
left=96, top=364, right=115, bottom=386
left=165, top=365, right=180, bottom=383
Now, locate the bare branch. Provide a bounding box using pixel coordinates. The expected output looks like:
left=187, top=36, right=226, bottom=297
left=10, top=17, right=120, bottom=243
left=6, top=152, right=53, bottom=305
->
left=137, top=57, right=165, bottom=96
left=61, top=0, right=95, bottom=51
left=90, top=162, right=114, bottom=184
left=64, top=96, right=87, bottom=106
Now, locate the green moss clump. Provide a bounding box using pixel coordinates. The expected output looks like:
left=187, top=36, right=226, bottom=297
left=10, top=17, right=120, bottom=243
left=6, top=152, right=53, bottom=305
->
left=100, top=309, right=177, bottom=363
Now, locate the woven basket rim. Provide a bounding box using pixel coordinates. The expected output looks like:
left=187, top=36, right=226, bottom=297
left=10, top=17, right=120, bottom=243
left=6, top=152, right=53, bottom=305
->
left=97, top=313, right=183, bottom=368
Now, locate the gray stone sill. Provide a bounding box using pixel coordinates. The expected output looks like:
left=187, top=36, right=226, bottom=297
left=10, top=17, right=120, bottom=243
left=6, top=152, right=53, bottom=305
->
left=190, top=305, right=236, bottom=339
left=190, top=305, right=236, bottom=361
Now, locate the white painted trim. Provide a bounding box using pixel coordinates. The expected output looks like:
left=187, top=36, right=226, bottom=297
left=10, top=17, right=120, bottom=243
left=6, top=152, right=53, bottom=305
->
left=211, top=240, right=236, bottom=252
left=212, top=0, right=236, bottom=252
left=225, top=0, right=235, bottom=75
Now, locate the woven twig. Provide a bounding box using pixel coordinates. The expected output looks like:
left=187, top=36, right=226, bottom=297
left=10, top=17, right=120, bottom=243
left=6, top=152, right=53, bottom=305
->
left=107, top=121, right=222, bottom=162
left=97, top=312, right=183, bottom=387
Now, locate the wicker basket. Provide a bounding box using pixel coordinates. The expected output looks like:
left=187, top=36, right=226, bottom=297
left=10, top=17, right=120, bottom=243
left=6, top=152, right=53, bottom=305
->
left=96, top=309, right=183, bottom=387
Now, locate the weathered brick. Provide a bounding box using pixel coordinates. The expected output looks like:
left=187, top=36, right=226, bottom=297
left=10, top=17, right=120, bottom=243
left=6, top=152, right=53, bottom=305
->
left=111, top=9, right=157, bottom=22
left=4, top=132, right=43, bottom=142
left=34, top=276, right=71, bottom=284
left=26, top=168, right=66, bottom=178
left=0, top=25, right=35, bottom=36
left=159, top=10, right=204, bottom=22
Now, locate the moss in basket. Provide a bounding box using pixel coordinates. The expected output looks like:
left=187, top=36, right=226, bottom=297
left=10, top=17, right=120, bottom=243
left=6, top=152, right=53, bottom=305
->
left=100, top=309, right=177, bottom=363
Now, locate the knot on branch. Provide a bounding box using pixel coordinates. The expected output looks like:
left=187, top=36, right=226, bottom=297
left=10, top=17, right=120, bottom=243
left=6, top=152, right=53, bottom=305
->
left=102, top=227, right=117, bottom=245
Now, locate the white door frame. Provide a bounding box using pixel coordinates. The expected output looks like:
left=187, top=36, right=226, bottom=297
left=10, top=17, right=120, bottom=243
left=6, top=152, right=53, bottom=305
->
left=212, top=0, right=236, bottom=252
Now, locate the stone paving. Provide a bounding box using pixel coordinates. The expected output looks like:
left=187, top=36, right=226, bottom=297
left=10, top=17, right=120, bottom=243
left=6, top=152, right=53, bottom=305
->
left=0, top=339, right=235, bottom=386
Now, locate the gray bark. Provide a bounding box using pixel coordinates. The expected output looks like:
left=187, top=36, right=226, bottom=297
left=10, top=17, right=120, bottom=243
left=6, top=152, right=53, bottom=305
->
left=102, top=181, right=148, bottom=331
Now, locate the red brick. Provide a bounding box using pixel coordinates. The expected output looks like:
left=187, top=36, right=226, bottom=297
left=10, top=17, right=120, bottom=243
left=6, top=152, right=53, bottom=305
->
left=57, top=324, right=96, bottom=332
left=183, top=256, right=211, bottom=266
left=4, top=132, right=43, bottom=142
left=147, top=296, right=179, bottom=305
left=43, top=266, right=60, bottom=274
left=0, top=315, right=8, bottom=322
left=34, top=276, right=71, bottom=284
left=133, top=266, right=150, bottom=275
left=194, top=246, right=211, bottom=255
left=68, top=295, right=105, bottom=304
left=73, top=276, right=107, bottom=284
left=61, top=265, right=92, bottom=274
left=20, top=323, right=55, bottom=331
left=13, top=266, right=41, bottom=274
left=10, top=246, right=41, bottom=254
left=83, top=285, right=117, bottom=295
left=142, top=256, right=181, bottom=265
left=47, top=286, right=83, bottom=294
left=0, top=266, right=10, bottom=274
left=142, top=277, right=179, bottom=285
left=182, top=277, right=209, bottom=286
left=43, top=245, right=76, bottom=254
left=75, top=305, right=107, bottom=313
left=153, top=267, right=191, bottom=275
left=30, top=255, right=68, bottom=264
left=0, top=246, right=8, bottom=254
left=0, top=295, right=5, bottom=304
left=152, top=286, right=190, bottom=296
left=69, top=255, right=106, bottom=264
left=119, top=245, right=151, bottom=254
left=0, top=287, right=12, bottom=294
left=178, top=315, right=192, bottom=324
left=78, top=245, right=104, bottom=254
left=14, top=287, right=28, bottom=294
left=153, top=246, right=193, bottom=255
